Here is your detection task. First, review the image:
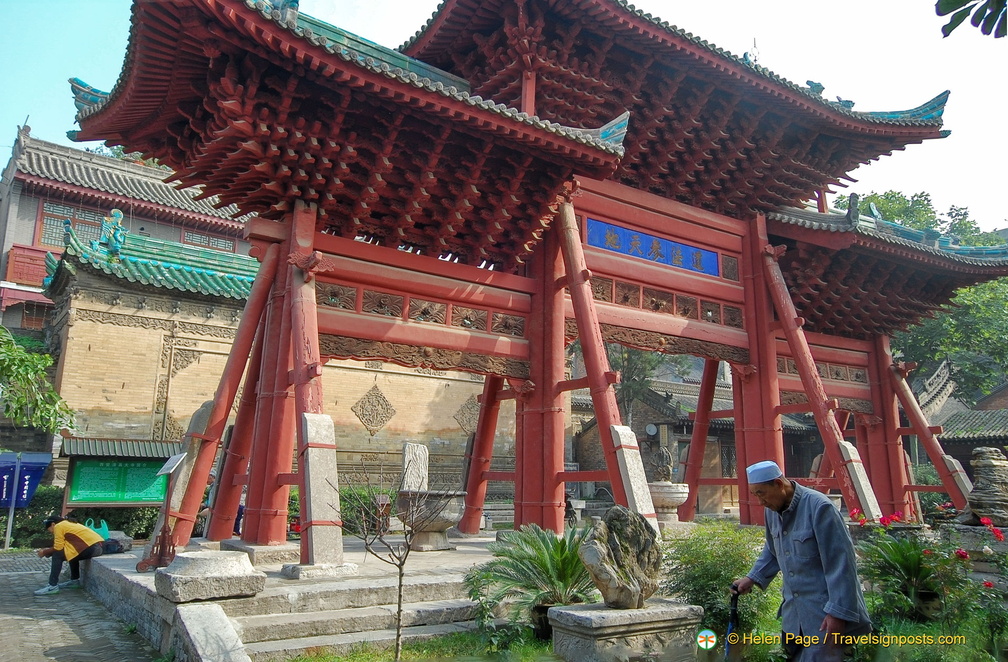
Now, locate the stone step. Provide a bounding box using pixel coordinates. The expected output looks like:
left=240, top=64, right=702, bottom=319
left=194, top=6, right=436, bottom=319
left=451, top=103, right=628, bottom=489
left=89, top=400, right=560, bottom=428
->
left=234, top=598, right=478, bottom=643
left=244, top=621, right=478, bottom=662
left=216, top=572, right=470, bottom=617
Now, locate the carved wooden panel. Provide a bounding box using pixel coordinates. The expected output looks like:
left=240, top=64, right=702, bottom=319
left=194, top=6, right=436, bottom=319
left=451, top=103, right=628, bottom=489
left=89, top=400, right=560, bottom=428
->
left=492, top=313, right=526, bottom=337
left=451, top=306, right=487, bottom=330
left=362, top=290, right=403, bottom=317
left=590, top=276, right=613, bottom=302
left=642, top=288, right=673, bottom=314
left=850, top=367, right=868, bottom=383
left=722, top=256, right=739, bottom=282
left=316, top=282, right=356, bottom=310
left=701, top=301, right=722, bottom=324
left=615, top=281, right=640, bottom=307
left=675, top=295, right=698, bottom=319
left=828, top=364, right=849, bottom=381
left=408, top=298, right=447, bottom=324
left=723, top=305, right=743, bottom=328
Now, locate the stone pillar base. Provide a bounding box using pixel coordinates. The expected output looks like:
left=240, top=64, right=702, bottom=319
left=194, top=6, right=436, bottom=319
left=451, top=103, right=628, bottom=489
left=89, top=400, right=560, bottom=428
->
left=549, top=598, right=703, bottom=662
left=280, top=562, right=359, bottom=579
left=155, top=551, right=266, bottom=603
left=220, top=539, right=300, bottom=566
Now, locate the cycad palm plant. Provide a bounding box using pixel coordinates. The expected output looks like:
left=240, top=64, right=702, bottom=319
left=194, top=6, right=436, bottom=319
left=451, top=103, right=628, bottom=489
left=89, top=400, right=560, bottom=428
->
left=467, top=523, right=598, bottom=623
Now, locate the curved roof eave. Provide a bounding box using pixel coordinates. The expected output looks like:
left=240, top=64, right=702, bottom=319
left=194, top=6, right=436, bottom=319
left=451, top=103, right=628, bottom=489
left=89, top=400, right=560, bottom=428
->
left=401, top=0, right=948, bottom=137
left=72, top=0, right=625, bottom=166
left=767, top=207, right=1008, bottom=273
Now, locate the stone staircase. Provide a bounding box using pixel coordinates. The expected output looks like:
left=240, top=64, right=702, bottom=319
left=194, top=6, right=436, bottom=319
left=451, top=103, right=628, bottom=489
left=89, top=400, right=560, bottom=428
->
left=221, top=571, right=479, bottom=661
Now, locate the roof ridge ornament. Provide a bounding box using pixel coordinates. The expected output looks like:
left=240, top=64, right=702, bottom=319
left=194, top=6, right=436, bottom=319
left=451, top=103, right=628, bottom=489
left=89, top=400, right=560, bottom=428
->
left=90, top=209, right=128, bottom=258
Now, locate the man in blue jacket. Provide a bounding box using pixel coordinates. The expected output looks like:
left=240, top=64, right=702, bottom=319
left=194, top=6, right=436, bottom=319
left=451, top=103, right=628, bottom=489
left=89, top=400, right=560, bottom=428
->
left=732, top=460, right=870, bottom=661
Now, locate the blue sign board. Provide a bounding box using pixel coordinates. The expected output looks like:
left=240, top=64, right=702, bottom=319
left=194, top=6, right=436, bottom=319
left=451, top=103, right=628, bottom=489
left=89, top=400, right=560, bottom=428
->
left=586, top=218, right=720, bottom=277
left=0, top=452, right=52, bottom=508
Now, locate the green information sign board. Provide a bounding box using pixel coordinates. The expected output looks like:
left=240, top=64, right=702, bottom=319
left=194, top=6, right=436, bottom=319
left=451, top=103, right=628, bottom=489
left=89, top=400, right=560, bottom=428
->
left=67, top=458, right=168, bottom=505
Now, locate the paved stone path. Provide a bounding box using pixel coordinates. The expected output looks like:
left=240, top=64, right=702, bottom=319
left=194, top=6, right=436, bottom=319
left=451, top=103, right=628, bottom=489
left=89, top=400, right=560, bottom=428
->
left=0, top=554, right=159, bottom=662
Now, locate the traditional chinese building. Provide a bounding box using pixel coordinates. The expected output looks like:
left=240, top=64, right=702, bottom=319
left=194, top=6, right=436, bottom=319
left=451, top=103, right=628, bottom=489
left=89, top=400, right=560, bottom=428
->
left=67, top=0, right=1008, bottom=556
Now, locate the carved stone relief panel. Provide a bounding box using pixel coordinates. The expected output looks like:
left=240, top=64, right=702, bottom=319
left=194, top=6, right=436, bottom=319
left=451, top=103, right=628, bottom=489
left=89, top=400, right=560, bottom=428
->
left=352, top=384, right=397, bottom=436
left=590, top=276, right=614, bottom=302
left=615, top=281, right=640, bottom=307
left=642, top=287, right=673, bottom=314
left=454, top=394, right=481, bottom=434
left=491, top=313, right=525, bottom=337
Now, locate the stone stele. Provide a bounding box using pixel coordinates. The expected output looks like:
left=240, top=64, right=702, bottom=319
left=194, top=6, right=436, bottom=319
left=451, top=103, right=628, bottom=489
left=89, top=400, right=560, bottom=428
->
left=960, top=446, right=1008, bottom=527
left=578, top=505, right=662, bottom=609
left=155, top=550, right=266, bottom=603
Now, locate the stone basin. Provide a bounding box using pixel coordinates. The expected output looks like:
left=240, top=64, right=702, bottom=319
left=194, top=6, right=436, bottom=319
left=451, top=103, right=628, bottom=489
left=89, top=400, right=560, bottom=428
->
left=396, top=489, right=467, bottom=551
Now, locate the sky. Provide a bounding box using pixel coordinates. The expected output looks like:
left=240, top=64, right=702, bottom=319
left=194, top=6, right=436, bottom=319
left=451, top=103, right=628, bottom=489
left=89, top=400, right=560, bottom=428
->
left=1, top=1, right=1005, bottom=231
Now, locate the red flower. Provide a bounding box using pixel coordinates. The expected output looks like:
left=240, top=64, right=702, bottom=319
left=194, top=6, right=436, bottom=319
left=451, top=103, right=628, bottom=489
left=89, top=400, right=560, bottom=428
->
left=981, top=517, right=993, bottom=526
left=923, top=549, right=933, bottom=555
left=993, top=528, right=1005, bottom=542
left=849, top=508, right=862, bottom=519
left=879, top=516, right=892, bottom=527
left=890, top=511, right=902, bottom=522
left=955, top=548, right=969, bottom=560
left=859, top=519, right=867, bottom=527
left=985, top=581, right=995, bottom=588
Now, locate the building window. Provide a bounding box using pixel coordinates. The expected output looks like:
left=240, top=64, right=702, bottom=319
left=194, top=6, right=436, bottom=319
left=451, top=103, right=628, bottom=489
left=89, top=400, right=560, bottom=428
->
left=21, top=302, right=49, bottom=330
left=182, top=230, right=235, bottom=253
left=38, top=202, right=104, bottom=248
left=720, top=441, right=737, bottom=478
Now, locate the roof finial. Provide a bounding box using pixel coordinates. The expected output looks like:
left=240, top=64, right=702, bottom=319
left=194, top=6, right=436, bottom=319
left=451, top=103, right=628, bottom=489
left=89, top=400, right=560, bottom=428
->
left=845, top=193, right=860, bottom=224
left=743, top=39, right=759, bottom=66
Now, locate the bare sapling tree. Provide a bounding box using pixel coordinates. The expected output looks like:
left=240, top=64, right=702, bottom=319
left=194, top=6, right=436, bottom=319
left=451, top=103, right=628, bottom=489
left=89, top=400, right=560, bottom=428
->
left=328, top=460, right=461, bottom=662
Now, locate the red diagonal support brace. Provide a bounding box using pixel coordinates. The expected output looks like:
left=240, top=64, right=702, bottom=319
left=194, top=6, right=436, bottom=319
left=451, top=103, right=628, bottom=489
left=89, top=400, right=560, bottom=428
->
left=761, top=241, right=868, bottom=515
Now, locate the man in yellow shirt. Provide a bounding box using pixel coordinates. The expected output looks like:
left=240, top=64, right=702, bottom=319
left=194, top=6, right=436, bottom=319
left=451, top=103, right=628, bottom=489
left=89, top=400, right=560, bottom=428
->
left=34, top=515, right=104, bottom=595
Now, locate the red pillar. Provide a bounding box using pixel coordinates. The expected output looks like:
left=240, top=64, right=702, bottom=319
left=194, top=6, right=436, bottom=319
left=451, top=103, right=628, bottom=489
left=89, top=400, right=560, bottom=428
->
left=737, top=216, right=785, bottom=525
left=173, top=242, right=280, bottom=545
left=460, top=375, right=504, bottom=533
left=206, top=315, right=266, bottom=540
left=519, top=217, right=566, bottom=532
left=244, top=243, right=296, bottom=545
left=731, top=365, right=754, bottom=521
left=554, top=196, right=627, bottom=505
left=288, top=201, right=328, bottom=562
left=866, top=335, right=913, bottom=518
left=678, top=358, right=719, bottom=521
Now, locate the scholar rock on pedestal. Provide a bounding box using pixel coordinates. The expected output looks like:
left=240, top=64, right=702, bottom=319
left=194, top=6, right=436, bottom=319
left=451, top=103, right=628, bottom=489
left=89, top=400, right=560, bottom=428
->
left=578, top=505, right=662, bottom=609
left=959, top=447, right=1008, bottom=527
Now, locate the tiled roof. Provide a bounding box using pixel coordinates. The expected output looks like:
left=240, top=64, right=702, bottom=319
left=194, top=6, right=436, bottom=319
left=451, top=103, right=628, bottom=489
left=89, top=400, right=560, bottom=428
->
left=60, top=437, right=184, bottom=458
left=74, top=1, right=627, bottom=158
left=401, top=0, right=948, bottom=129
left=767, top=206, right=1008, bottom=267
left=44, top=221, right=259, bottom=300
left=13, top=131, right=250, bottom=229
left=939, top=410, right=1008, bottom=441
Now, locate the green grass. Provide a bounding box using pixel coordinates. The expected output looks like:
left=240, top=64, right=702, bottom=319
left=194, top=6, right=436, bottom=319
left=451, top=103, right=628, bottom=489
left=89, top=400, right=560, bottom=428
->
left=289, top=631, right=556, bottom=662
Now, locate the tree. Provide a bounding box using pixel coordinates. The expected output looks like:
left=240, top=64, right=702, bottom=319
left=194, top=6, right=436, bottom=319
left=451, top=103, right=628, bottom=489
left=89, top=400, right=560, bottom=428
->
left=894, top=278, right=1008, bottom=403
left=0, top=326, right=74, bottom=433
left=835, top=190, right=1008, bottom=403
left=603, top=345, right=691, bottom=427
left=936, top=0, right=1007, bottom=38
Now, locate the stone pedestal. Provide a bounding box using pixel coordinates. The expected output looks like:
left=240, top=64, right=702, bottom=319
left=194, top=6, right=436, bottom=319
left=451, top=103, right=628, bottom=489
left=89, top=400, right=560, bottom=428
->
left=549, top=599, right=703, bottom=662
left=397, top=490, right=467, bottom=551
left=154, top=551, right=266, bottom=603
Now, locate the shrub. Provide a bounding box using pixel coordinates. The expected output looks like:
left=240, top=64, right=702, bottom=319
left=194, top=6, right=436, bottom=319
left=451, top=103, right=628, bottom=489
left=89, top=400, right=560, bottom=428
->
left=66, top=505, right=160, bottom=539
left=661, top=519, right=780, bottom=636
left=465, top=523, right=598, bottom=623
left=0, top=484, right=64, bottom=548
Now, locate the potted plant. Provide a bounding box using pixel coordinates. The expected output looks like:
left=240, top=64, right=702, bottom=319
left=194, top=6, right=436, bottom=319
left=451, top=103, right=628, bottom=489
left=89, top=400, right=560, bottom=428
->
left=464, top=523, right=598, bottom=640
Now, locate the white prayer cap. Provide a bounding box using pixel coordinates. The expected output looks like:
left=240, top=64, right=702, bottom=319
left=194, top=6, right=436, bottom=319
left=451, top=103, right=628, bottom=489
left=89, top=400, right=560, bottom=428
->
left=746, top=460, right=783, bottom=484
